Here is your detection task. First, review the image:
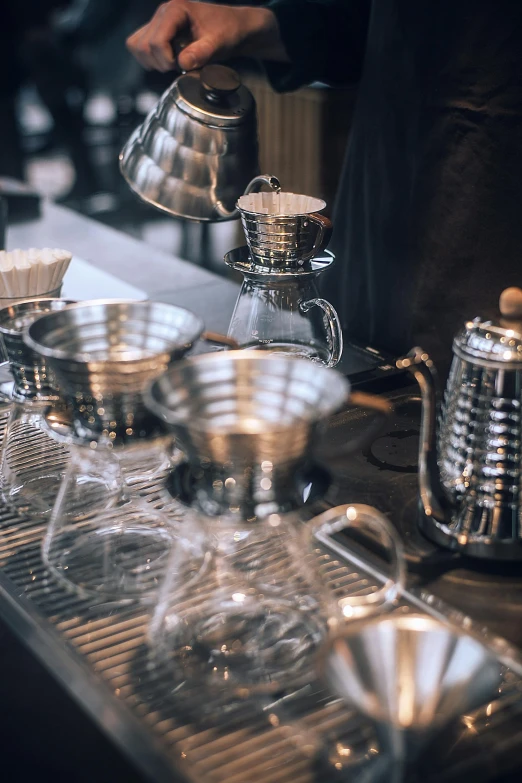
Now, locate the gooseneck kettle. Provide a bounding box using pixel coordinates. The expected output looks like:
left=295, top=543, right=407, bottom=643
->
left=399, top=287, right=522, bottom=561
left=120, top=63, right=278, bottom=221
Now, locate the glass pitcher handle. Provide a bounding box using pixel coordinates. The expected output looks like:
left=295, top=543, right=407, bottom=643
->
left=300, top=298, right=343, bottom=367
left=307, top=503, right=406, bottom=619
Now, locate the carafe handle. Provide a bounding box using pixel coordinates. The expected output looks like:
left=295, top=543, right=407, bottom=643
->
left=300, top=297, right=343, bottom=367
left=307, top=503, right=406, bottom=618
left=308, top=212, right=333, bottom=258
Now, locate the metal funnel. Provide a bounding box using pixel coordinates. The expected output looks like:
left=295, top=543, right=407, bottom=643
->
left=0, top=298, right=75, bottom=401
left=320, top=613, right=501, bottom=733
left=25, top=300, right=205, bottom=445
left=146, top=351, right=349, bottom=473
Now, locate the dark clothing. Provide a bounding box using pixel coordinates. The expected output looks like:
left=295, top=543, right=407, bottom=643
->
left=267, top=0, right=522, bottom=372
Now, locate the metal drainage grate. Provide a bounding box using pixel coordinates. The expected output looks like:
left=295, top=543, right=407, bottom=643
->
left=0, top=417, right=521, bottom=782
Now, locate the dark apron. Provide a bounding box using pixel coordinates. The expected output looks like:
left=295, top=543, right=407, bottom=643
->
left=320, top=0, right=522, bottom=376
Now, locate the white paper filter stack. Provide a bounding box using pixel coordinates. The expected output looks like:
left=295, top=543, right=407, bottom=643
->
left=237, top=192, right=325, bottom=216
left=0, top=248, right=72, bottom=299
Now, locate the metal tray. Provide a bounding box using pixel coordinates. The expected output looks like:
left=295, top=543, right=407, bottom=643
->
left=1, top=411, right=522, bottom=782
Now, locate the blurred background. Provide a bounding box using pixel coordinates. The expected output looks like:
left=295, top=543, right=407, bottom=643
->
left=1, top=0, right=356, bottom=274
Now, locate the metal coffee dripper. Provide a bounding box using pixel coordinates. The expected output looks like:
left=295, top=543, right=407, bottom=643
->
left=226, top=190, right=342, bottom=366
left=319, top=613, right=501, bottom=782
left=237, top=190, right=333, bottom=269
left=0, top=298, right=75, bottom=517
left=398, top=287, right=522, bottom=560
left=24, top=299, right=219, bottom=600
left=145, top=352, right=404, bottom=704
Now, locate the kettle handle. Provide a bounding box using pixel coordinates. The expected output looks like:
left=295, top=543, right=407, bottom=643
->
left=173, top=34, right=193, bottom=73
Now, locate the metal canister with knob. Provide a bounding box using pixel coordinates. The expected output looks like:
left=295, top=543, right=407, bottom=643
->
left=399, top=287, right=522, bottom=560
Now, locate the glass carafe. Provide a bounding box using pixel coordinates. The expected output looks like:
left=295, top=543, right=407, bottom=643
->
left=42, top=440, right=203, bottom=601
left=145, top=352, right=403, bottom=701
left=150, top=503, right=404, bottom=700
left=1, top=399, right=70, bottom=516
left=225, top=248, right=343, bottom=367
left=0, top=298, right=75, bottom=517
left=22, top=300, right=221, bottom=600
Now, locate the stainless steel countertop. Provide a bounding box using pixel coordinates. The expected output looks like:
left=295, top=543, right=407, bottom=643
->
left=7, top=201, right=241, bottom=335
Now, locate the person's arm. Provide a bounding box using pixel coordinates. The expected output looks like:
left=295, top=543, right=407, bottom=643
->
left=265, top=0, right=371, bottom=90
left=126, top=0, right=371, bottom=89
left=127, top=2, right=290, bottom=73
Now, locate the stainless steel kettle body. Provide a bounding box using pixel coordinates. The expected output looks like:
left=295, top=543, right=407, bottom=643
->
left=120, top=65, right=263, bottom=222
left=399, top=289, right=522, bottom=560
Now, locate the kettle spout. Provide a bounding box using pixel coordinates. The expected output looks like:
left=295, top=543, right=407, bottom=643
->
left=215, top=174, right=282, bottom=220
left=396, top=348, right=447, bottom=524
left=243, top=174, right=281, bottom=195
left=214, top=200, right=241, bottom=220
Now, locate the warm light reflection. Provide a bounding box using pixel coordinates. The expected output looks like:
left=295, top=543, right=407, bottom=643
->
left=346, top=507, right=357, bottom=521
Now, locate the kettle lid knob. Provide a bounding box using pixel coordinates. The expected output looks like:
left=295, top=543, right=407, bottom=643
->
left=201, top=65, right=241, bottom=101
left=499, top=287, right=522, bottom=319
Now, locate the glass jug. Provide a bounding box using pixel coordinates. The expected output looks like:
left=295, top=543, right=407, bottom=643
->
left=145, top=351, right=403, bottom=701
left=42, top=440, right=202, bottom=601
left=0, top=298, right=75, bottom=517
left=149, top=503, right=404, bottom=701
left=225, top=248, right=343, bottom=367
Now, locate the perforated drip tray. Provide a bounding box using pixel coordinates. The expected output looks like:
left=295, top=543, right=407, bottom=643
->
left=1, top=415, right=522, bottom=782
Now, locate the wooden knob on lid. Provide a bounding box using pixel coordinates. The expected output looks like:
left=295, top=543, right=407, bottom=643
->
left=499, top=287, right=522, bottom=319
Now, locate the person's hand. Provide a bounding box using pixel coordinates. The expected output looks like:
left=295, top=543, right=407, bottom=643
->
left=126, top=1, right=288, bottom=73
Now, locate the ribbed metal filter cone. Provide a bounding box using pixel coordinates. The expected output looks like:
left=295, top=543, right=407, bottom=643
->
left=146, top=351, right=349, bottom=470
left=0, top=298, right=75, bottom=400
left=25, top=300, right=205, bottom=445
